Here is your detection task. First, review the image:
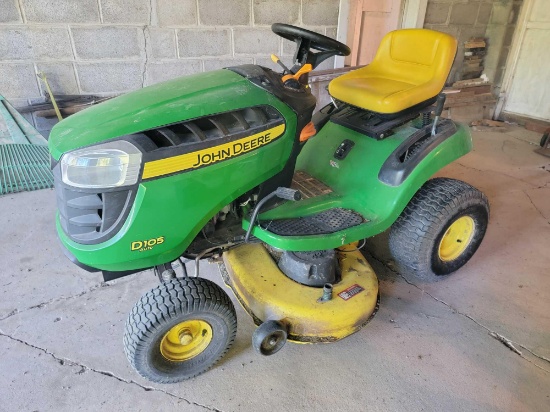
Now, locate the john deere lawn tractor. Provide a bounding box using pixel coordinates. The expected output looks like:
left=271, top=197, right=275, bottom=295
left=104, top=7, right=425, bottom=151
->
left=49, top=24, right=489, bottom=383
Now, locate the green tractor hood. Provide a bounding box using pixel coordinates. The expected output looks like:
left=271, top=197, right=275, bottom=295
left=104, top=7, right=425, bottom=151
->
left=48, top=69, right=259, bottom=160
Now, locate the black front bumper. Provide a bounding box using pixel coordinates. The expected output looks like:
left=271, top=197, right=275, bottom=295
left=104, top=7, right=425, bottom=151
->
left=59, top=240, right=143, bottom=282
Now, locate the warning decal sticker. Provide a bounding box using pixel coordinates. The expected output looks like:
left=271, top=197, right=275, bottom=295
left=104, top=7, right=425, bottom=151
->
left=338, top=284, right=365, bottom=301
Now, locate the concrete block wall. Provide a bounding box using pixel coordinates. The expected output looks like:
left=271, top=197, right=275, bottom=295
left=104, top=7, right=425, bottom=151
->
left=423, top=0, right=496, bottom=85
left=423, top=0, right=523, bottom=89
left=0, top=0, right=339, bottom=136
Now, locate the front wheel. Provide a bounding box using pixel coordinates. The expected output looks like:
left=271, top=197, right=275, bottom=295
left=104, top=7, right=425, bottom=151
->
left=124, top=277, right=237, bottom=383
left=389, top=178, right=489, bottom=281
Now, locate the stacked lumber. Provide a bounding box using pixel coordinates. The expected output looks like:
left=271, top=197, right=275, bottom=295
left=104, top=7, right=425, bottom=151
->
left=462, top=38, right=486, bottom=79
left=442, top=78, right=496, bottom=122
left=444, top=78, right=494, bottom=108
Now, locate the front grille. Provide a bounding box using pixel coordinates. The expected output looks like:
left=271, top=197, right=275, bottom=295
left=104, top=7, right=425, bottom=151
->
left=54, top=167, right=133, bottom=244
left=52, top=105, right=283, bottom=244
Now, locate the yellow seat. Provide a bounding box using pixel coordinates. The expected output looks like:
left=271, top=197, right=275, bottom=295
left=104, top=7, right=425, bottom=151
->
left=329, top=29, right=457, bottom=115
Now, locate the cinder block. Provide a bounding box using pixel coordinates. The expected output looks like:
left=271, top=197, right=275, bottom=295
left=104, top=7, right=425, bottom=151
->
left=254, top=57, right=280, bottom=71
left=253, top=0, right=300, bottom=25
left=101, top=0, right=150, bottom=24
left=0, top=64, right=40, bottom=98
left=177, top=29, right=230, bottom=57
left=458, top=26, right=487, bottom=44
left=450, top=3, right=479, bottom=26
left=147, top=28, right=176, bottom=59
left=28, top=97, right=46, bottom=105
left=425, top=2, right=450, bottom=25
left=0, top=0, right=22, bottom=23
left=36, top=63, right=79, bottom=95
left=156, top=0, right=197, bottom=26
left=490, top=2, right=512, bottom=25
left=8, top=98, right=31, bottom=109
left=30, top=28, right=73, bottom=60
left=145, top=61, right=202, bottom=86
left=302, top=0, right=339, bottom=26
left=77, top=62, right=143, bottom=93
left=234, top=28, right=279, bottom=55
left=204, top=58, right=253, bottom=71
left=282, top=38, right=297, bottom=56
left=439, top=24, right=460, bottom=39
left=198, top=0, right=250, bottom=26
left=72, top=27, right=142, bottom=60
left=477, top=3, right=493, bottom=25
left=0, top=29, right=32, bottom=60
left=325, top=27, right=337, bottom=39
left=32, top=113, right=59, bottom=133
left=23, top=0, right=100, bottom=23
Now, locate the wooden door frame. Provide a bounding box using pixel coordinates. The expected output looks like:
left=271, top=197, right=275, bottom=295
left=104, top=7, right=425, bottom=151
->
left=334, top=0, right=427, bottom=68
left=335, top=0, right=352, bottom=68
left=401, top=0, right=428, bottom=29
left=494, top=0, right=534, bottom=118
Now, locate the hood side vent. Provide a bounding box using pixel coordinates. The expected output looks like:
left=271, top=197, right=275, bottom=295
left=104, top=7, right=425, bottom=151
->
left=139, top=105, right=283, bottom=152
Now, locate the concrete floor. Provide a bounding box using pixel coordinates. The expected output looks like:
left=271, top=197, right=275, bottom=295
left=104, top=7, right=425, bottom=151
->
left=0, top=125, right=548, bottom=412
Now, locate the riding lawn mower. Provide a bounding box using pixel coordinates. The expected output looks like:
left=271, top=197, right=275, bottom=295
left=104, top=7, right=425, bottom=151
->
left=49, top=24, right=489, bottom=383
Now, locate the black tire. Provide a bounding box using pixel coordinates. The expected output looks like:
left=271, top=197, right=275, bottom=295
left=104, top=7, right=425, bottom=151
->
left=389, top=178, right=489, bottom=281
left=252, top=320, right=288, bottom=356
left=124, top=277, right=237, bottom=383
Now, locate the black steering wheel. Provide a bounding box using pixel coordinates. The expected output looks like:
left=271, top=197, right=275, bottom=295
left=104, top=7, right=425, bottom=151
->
left=271, top=23, right=351, bottom=72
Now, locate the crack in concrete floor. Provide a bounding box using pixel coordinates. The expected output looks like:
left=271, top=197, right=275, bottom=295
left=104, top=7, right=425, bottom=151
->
left=0, top=282, right=111, bottom=321
left=455, top=162, right=545, bottom=189
left=0, top=330, right=225, bottom=412
left=366, top=252, right=550, bottom=374
left=523, top=189, right=549, bottom=222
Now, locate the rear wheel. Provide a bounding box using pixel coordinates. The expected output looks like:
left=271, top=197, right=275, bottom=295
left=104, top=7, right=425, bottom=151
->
left=389, top=178, right=489, bottom=281
left=124, top=277, right=237, bottom=383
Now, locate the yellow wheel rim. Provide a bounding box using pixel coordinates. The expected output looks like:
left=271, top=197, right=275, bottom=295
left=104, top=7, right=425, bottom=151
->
left=438, top=216, right=476, bottom=262
left=160, top=320, right=213, bottom=362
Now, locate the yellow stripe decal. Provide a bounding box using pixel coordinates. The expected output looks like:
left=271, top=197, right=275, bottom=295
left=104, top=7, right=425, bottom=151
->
left=142, top=124, right=286, bottom=179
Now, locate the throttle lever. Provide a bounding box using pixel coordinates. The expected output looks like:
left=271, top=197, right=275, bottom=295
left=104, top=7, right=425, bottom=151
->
left=271, top=54, right=290, bottom=74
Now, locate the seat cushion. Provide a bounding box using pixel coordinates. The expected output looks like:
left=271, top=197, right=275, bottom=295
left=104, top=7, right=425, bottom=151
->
left=329, top=29, right=457, bottom=114
left=331, top=75, right=420, bottom=113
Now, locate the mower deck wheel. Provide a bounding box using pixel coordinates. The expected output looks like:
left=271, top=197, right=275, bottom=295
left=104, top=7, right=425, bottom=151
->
left=123, top=277, right=237, bottom=383
left=389, top=178, right=489, bottom=281
left=252, top=320, right=288, bottom=356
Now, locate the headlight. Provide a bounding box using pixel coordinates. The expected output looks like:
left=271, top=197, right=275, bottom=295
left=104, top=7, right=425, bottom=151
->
left=60, top=141, right=142, bottom=189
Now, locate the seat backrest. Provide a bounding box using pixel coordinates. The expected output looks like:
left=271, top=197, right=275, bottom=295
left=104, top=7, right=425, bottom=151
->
left=369, top=29, right=457, bottom=87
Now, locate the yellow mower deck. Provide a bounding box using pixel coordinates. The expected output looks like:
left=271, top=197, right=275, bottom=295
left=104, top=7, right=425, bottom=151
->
left=221, top=243, right=379, bottom=343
